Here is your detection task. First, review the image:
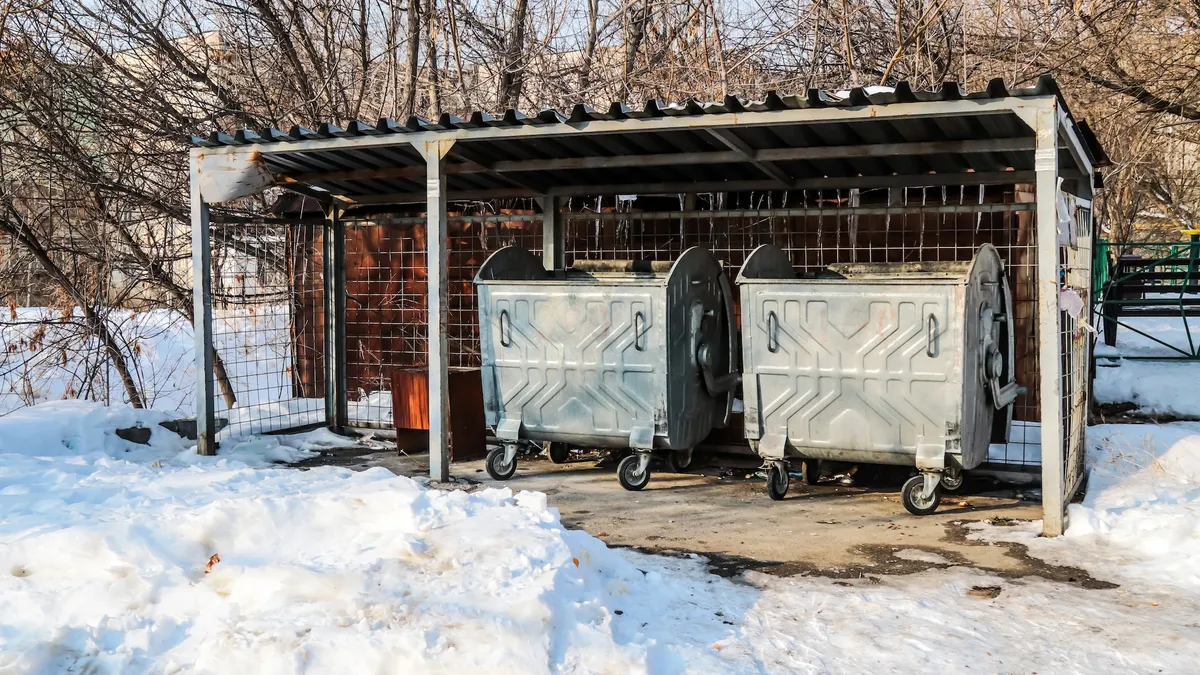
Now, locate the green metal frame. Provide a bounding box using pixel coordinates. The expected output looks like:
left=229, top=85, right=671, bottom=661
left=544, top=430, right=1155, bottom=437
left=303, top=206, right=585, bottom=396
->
left=1095, top=236, right=1200, bottom=360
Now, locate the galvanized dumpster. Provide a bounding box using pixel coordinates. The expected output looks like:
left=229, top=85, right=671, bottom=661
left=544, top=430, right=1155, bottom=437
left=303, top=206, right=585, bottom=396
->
left=737, top=244, right=1021, bottom=514
left=475, top=246, right=738, bottom=490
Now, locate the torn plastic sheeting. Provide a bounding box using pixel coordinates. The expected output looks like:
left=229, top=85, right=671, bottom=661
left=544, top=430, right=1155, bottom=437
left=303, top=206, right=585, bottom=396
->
left=1059, top=287, right=1085, bottom=318
left=197, top=150, right=275, bottom=203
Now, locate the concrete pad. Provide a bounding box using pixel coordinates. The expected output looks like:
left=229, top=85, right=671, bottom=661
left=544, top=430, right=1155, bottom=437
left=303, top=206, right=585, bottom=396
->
left=302, top=443, right=1111, bottom=586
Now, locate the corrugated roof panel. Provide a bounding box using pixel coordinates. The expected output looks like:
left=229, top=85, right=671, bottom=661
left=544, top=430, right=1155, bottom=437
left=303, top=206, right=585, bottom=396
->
left=193, top=75, right=1107, bottom=201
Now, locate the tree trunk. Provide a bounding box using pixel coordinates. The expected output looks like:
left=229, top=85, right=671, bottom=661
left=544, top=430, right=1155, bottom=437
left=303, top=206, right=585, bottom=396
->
left=578, top=0, right=600, bottom=96
left=404, top=0, right=421, bottom=116
left=498, top=0, right=529, bottom=109
left=578, top=0, right=600, bottom=95
left=622, top=1, right=650, bottom=96
left=425, top=0, right=442, bottom=113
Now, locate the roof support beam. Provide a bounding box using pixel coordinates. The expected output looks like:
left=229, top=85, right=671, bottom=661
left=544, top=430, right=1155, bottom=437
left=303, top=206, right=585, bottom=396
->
left=276, top=138, right=1038, bottom=189
left=275, top=177, right=351, bottom=204
left=444, top=143, right=548, bottom=194
left=339, top=170, right=1079, bottom=205
left=704, top=128, right=793, bottom=187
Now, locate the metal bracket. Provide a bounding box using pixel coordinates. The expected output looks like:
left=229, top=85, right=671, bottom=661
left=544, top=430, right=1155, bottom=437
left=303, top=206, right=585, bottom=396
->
left=496, top=415, right=522, bottom=441
left=759, top=433, right=787, bottom=461
left=920, top=471, right=941, bottom=500
left=629, top=424, right=655, bottom=450
left=915, top=437, right=946, bottom=471
left=635, top=451, right=652, bottom=475
left=991, top=378, right=1026, bottom=409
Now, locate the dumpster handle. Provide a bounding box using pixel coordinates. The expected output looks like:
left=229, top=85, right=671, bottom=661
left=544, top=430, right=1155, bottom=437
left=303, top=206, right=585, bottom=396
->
left=500, top=309, right=512, bottom=347
left=767, top=311, right=779, bottom=353
left=926, top=313, right=938, bottom=357
left=634, top=311, right=646, bottom=350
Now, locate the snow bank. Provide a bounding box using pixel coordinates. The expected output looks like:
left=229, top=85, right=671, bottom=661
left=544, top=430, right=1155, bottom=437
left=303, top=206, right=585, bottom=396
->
left=0, top=400, right=337, bottom=467
left=1094, top=360, right=1200, bottom=418
left=979, top=423, right=1200, bottom=592
left=1093, top=309, right=1200, bottom=418
left=3, top=404, right=1200, bottom=672
left=1064, top=423, right=1200, bottom=588
left=0, top=403, right=708, bottom=673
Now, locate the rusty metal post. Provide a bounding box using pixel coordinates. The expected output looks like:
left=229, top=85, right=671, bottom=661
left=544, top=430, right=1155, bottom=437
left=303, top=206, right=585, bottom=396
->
left=323, top=204, right=348, bottom=432
left=190, top=150, right=217, bottom=455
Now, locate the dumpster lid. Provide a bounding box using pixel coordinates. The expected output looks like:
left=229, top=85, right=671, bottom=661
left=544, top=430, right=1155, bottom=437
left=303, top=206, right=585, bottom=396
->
left=826, top=260, right=972, bottom=279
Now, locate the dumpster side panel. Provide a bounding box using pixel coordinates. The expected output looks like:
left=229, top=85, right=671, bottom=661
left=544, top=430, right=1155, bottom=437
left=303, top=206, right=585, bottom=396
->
left=478, top=282, right=666, bottom=447
left=744, top=281, right=963, bottom=464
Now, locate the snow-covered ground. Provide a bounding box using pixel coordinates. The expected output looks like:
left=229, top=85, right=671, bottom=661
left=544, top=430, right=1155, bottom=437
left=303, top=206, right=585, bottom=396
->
left=3, top=401, right=1200, bottom=673
left=1094, top=306, right=1200, bottom=418
left=0, top=307, right=392, bottom=436
left=980, top=422, right=1200, bottom=593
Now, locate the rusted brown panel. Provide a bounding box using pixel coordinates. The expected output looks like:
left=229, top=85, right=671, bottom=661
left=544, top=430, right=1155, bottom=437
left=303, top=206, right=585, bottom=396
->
left=391, top=369, right=430, bottom=430
left=290, top=225, right=325, bottom=399
left=390, top=368, right=487, bottom=461
left=297, top=195, right=1042, bottom=430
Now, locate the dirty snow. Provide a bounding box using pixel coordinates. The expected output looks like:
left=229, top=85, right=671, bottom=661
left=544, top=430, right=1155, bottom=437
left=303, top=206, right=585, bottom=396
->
left=892, top=548, right=953, bottom=565
left=2, top=402, right=1200, bottom=673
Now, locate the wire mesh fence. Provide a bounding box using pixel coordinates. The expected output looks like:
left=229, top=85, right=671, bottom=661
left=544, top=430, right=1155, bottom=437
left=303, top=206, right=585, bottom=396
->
left=207, top=221, right=325, bottom=439
left=1061, top=202, right=1094, bottom=500
left=339, top=209, right=544, bottom=427
left=205, top=184, right=1065, bottom=470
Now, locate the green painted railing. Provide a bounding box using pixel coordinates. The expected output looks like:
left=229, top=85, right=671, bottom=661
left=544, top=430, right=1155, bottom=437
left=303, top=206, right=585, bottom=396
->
left=1094, top=236, right=1200, bottom=360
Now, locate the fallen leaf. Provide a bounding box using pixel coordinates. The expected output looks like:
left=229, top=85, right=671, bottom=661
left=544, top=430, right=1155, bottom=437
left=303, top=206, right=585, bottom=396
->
left=596, top=532, right=608, bottom=537
left=1152, top=602, right=1159, bottom=607
left=713, top=644, right=722, bottom=651
left=957, top=500, right=970, bottom=508
left=205, top=553, right=221, bottom=574
left=572, top=557, right=579, bottom=567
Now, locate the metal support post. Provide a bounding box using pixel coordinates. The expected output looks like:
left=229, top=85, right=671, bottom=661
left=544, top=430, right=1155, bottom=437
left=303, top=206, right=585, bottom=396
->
left=421, top=139, right=455, bottom=482
left=323, top=205, right=348, bottom=432
left=190, top=150, right=217, bottom=456
left=541, top=194, right=563, bottom=271
left=1033, top=103, right=1066, bottom=536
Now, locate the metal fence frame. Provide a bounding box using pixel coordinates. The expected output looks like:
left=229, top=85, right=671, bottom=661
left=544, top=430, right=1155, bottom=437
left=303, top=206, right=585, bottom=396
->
left=190, top=92, right=1097, bottom=535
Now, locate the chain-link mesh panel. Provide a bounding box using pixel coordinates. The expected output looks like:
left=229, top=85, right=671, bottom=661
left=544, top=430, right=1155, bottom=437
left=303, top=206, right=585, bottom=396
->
left=209, top=221, right=326, bottom=439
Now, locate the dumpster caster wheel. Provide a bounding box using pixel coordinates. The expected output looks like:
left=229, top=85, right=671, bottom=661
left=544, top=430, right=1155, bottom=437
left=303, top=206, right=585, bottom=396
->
left=766, top=462, right=789, bottom=501
left=666, top=449, right=692, bottom=473
left=940, top=467, right=966, bottom=493
left=486, top=445, right=518, bottom=480
left=803, top=459, right=822, bottom=486
left=545, top=442, right=570, bottom=464
left=901, top=474, right=941, bottom=516
left=618, top=453, right=651, bottom=491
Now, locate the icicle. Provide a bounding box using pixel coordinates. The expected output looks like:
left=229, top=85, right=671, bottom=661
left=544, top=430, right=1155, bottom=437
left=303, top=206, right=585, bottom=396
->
left=885, top=187, right=892, bottom=234
left=976, top=185, right=985, bottom=233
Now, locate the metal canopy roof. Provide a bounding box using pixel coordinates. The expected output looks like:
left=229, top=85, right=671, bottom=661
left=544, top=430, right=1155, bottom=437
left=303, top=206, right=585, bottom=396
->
left=194, top=75, right=1107, bottom=205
